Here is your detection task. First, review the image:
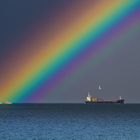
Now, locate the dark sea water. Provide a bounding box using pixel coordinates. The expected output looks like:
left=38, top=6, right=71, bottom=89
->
left=0, top=104, right=140, bottom=140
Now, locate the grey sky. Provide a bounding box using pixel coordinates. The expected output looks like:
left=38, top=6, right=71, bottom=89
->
left=0, top=0, right=140, bottom=103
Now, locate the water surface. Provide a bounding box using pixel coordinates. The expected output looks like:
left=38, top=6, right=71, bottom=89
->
left=0, top=104, right=140, bottom=140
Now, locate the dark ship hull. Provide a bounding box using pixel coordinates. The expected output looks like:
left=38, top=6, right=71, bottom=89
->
left=85, top=99, right=124, bottom=104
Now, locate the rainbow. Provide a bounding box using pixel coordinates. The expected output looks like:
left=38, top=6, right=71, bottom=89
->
left=1, top=0, right=140, bottom=103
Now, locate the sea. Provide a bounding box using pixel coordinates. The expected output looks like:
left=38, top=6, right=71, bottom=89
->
left=0, top=104, right=140, bottom=140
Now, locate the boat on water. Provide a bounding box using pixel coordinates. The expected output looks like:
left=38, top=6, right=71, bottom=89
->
left=0, top=101, right=12, bottom=104
left=85, top=85, right=125, bottom=104
left=85, top=93, right=124, bottom=104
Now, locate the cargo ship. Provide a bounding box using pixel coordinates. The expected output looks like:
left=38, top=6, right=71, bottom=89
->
left=85, top=93, right=124, bottom=104
left=85, top=85, right=124, bottom=104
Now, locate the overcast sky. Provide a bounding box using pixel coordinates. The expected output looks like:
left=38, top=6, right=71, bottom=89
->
left=0, top=0, right=140, bottom=103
